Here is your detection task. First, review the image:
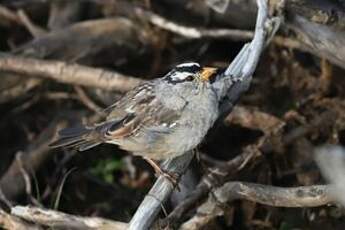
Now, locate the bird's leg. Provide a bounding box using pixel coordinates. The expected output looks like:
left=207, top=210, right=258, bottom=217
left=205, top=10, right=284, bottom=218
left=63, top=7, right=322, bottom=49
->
left=143, top=157, right=179, bottom=186
left=194, top=149, right=200, bottom=162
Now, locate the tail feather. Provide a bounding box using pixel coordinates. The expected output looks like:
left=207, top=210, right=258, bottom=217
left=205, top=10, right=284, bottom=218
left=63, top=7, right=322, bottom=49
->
left=58, top=126, right=90, bottom=137
left=78, top=141, right=102, bottom=151
left=50, top=126, right=101, bottom=151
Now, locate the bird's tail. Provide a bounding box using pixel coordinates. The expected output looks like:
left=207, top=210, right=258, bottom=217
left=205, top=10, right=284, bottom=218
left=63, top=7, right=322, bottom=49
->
left=49, top=125, right=102, bottom=151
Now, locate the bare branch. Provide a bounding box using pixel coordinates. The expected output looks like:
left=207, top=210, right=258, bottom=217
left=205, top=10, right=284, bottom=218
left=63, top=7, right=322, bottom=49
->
left=180, top=183, right=333, bottom=229
left=0, top=6, right=21, bottom=24
left=214, top=182, right=333, bottom=207
left=128, top=0, right=278, bottom=229
left=137, top=7, right=306, bottom=52
left=0, top=53, right=143, bottom=93
left=162, top=149, right=255, bottom=228
left=0, top=189, right=12, bottom=208
left=11, top=206, right=127, bottom=230
left=129, top=152, right=195, bottom=230
left=74, top=86, right=105, bottom=115
left=316, top=145, right=345, bottom=207
left=17, top=9, right=47, bottom=37
left=0, top=209, right=41, bottom=230
left=0, top=5, right=21, bottom=27
left=137, top=9, right=253, bottom=41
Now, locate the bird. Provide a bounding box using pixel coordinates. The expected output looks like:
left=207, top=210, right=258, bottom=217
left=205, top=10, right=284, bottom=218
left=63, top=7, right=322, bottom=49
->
left=50, top=62, right=219, bottom=183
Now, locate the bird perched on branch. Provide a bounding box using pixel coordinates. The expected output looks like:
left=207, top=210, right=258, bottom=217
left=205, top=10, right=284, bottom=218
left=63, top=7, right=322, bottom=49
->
left=50, top=62, right=219, bottom=183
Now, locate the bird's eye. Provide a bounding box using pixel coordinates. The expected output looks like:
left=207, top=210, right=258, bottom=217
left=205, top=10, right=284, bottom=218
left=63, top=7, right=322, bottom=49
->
left=185, top=75, right=194, bottom=81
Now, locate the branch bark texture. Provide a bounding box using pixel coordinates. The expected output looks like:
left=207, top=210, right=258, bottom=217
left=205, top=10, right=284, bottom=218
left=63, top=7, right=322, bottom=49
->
left=214, top=182, right=333, bottom=207
left=0, top=53, right=143, bottom=93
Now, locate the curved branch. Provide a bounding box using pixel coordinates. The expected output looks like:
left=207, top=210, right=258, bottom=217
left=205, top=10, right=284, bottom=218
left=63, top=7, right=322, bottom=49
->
left=128, top=0, right=277, bottom=229
left=128, top=152, right=195, bottom=230
left=180, top=183, right=333, bottom=229
left=214, top=182, right=333, bottom=207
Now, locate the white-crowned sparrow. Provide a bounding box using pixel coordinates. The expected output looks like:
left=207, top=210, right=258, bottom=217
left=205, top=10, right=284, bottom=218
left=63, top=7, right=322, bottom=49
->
left=50, top=62, right=219, bottom=179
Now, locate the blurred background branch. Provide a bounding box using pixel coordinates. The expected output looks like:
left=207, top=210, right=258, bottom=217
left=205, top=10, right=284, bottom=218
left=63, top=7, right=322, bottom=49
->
left=1, top=0, right=345, bottom=229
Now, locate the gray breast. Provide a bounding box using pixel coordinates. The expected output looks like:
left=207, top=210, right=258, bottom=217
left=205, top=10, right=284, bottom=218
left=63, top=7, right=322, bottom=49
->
left=151, top=88, right=218, bottom=159
left=120, top=81, right=218, bottom=160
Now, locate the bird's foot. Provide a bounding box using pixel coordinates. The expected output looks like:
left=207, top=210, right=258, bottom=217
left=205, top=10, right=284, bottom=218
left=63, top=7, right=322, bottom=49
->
left=157, top=170, right=179, bottom=186
left=143, top=157, right=180, bottom=188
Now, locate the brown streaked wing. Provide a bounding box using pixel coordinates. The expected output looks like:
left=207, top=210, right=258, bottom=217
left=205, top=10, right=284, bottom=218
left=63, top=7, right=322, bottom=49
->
left=102, top=81, right=181, bottom=139
left=104, top=82, right=156, bottom=119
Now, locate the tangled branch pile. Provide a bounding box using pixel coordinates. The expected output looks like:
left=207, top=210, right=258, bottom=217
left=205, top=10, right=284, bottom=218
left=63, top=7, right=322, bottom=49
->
left=1, top=0, right=345, bottom=229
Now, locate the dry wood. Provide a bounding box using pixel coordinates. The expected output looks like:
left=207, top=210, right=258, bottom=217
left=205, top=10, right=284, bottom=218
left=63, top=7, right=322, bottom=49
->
left=0, top=53, right=143, bottom=93
left=48, top=0, right=83, bottom=30
left=214, top=182, right=333, bottom=207
left=17, top=9, right=47, bottom=37
left=0, top=119, right=65, bottom=200
left=11, top=206, right=127, bottom=230
left=1, top=0, right=343, bottom=229
left=0, top=76, right=42, bottom=104
left=0, top=5, right=20, bottom=27
left=179, top=183, right=333, bottom=229
left=138, top=9, right=254, bottom=41
left=0, top=17, right=148, bottom=103
left=0, top=209, right=41, bottom=230
left=129, top=152, right=195, bottom=230
left=316, top=146, right=345, bottom=207
left=286, top=0, right=345, bottom=29
left=138, top=7, right=308, bottom=53
left=15, top=18, right=147, bottom=63
left=162, top=109, right=334, bottom=228
left=157, top=0, right=345, bottom=69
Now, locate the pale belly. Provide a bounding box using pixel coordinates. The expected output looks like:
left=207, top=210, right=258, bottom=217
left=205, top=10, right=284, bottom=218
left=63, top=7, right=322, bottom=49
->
left=112, top=92, right=219, bottom=160
left=137, top=100, right=218, bottom=160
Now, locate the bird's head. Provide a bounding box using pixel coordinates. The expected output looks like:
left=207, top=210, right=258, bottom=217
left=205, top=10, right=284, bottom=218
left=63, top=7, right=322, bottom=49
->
left=163, top=62, right=218, bottom=94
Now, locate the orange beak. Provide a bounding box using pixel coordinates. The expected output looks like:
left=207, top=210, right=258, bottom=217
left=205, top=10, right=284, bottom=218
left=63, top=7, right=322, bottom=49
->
left=200, top=67, right=217, bottom=81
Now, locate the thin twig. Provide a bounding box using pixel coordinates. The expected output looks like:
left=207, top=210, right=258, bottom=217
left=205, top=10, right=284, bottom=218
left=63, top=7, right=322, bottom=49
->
left=163, top=109, right=333, bottom=228
left=180, top=183, right=333, bottom=229
left=15, top=153, right=42, bottom=207
left=15, top=153, right=32, bottom=198
left=138, top=8, right=305, bottom=52
left=16, top=9, right=47, bottom=37
left=0, top=119, right=66, bottom=200
left=0, top=188, right=12, bottom=208
left=138, top=9, right=253, bottom=41
left=74, top=86, right=105, bottom=116
left=161, top=148, right=255, bottom=228
left=0, top=5, right=21, bottom=26
left=43, top=92, right=78, bottom=100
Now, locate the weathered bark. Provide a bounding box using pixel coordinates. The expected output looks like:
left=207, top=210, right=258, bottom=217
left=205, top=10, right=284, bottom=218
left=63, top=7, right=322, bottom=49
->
left=129, top=0, right=276, bottom=228
left=0, top=17, right=150, bottom=103
left=159, top=0, right=345, bottom=69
